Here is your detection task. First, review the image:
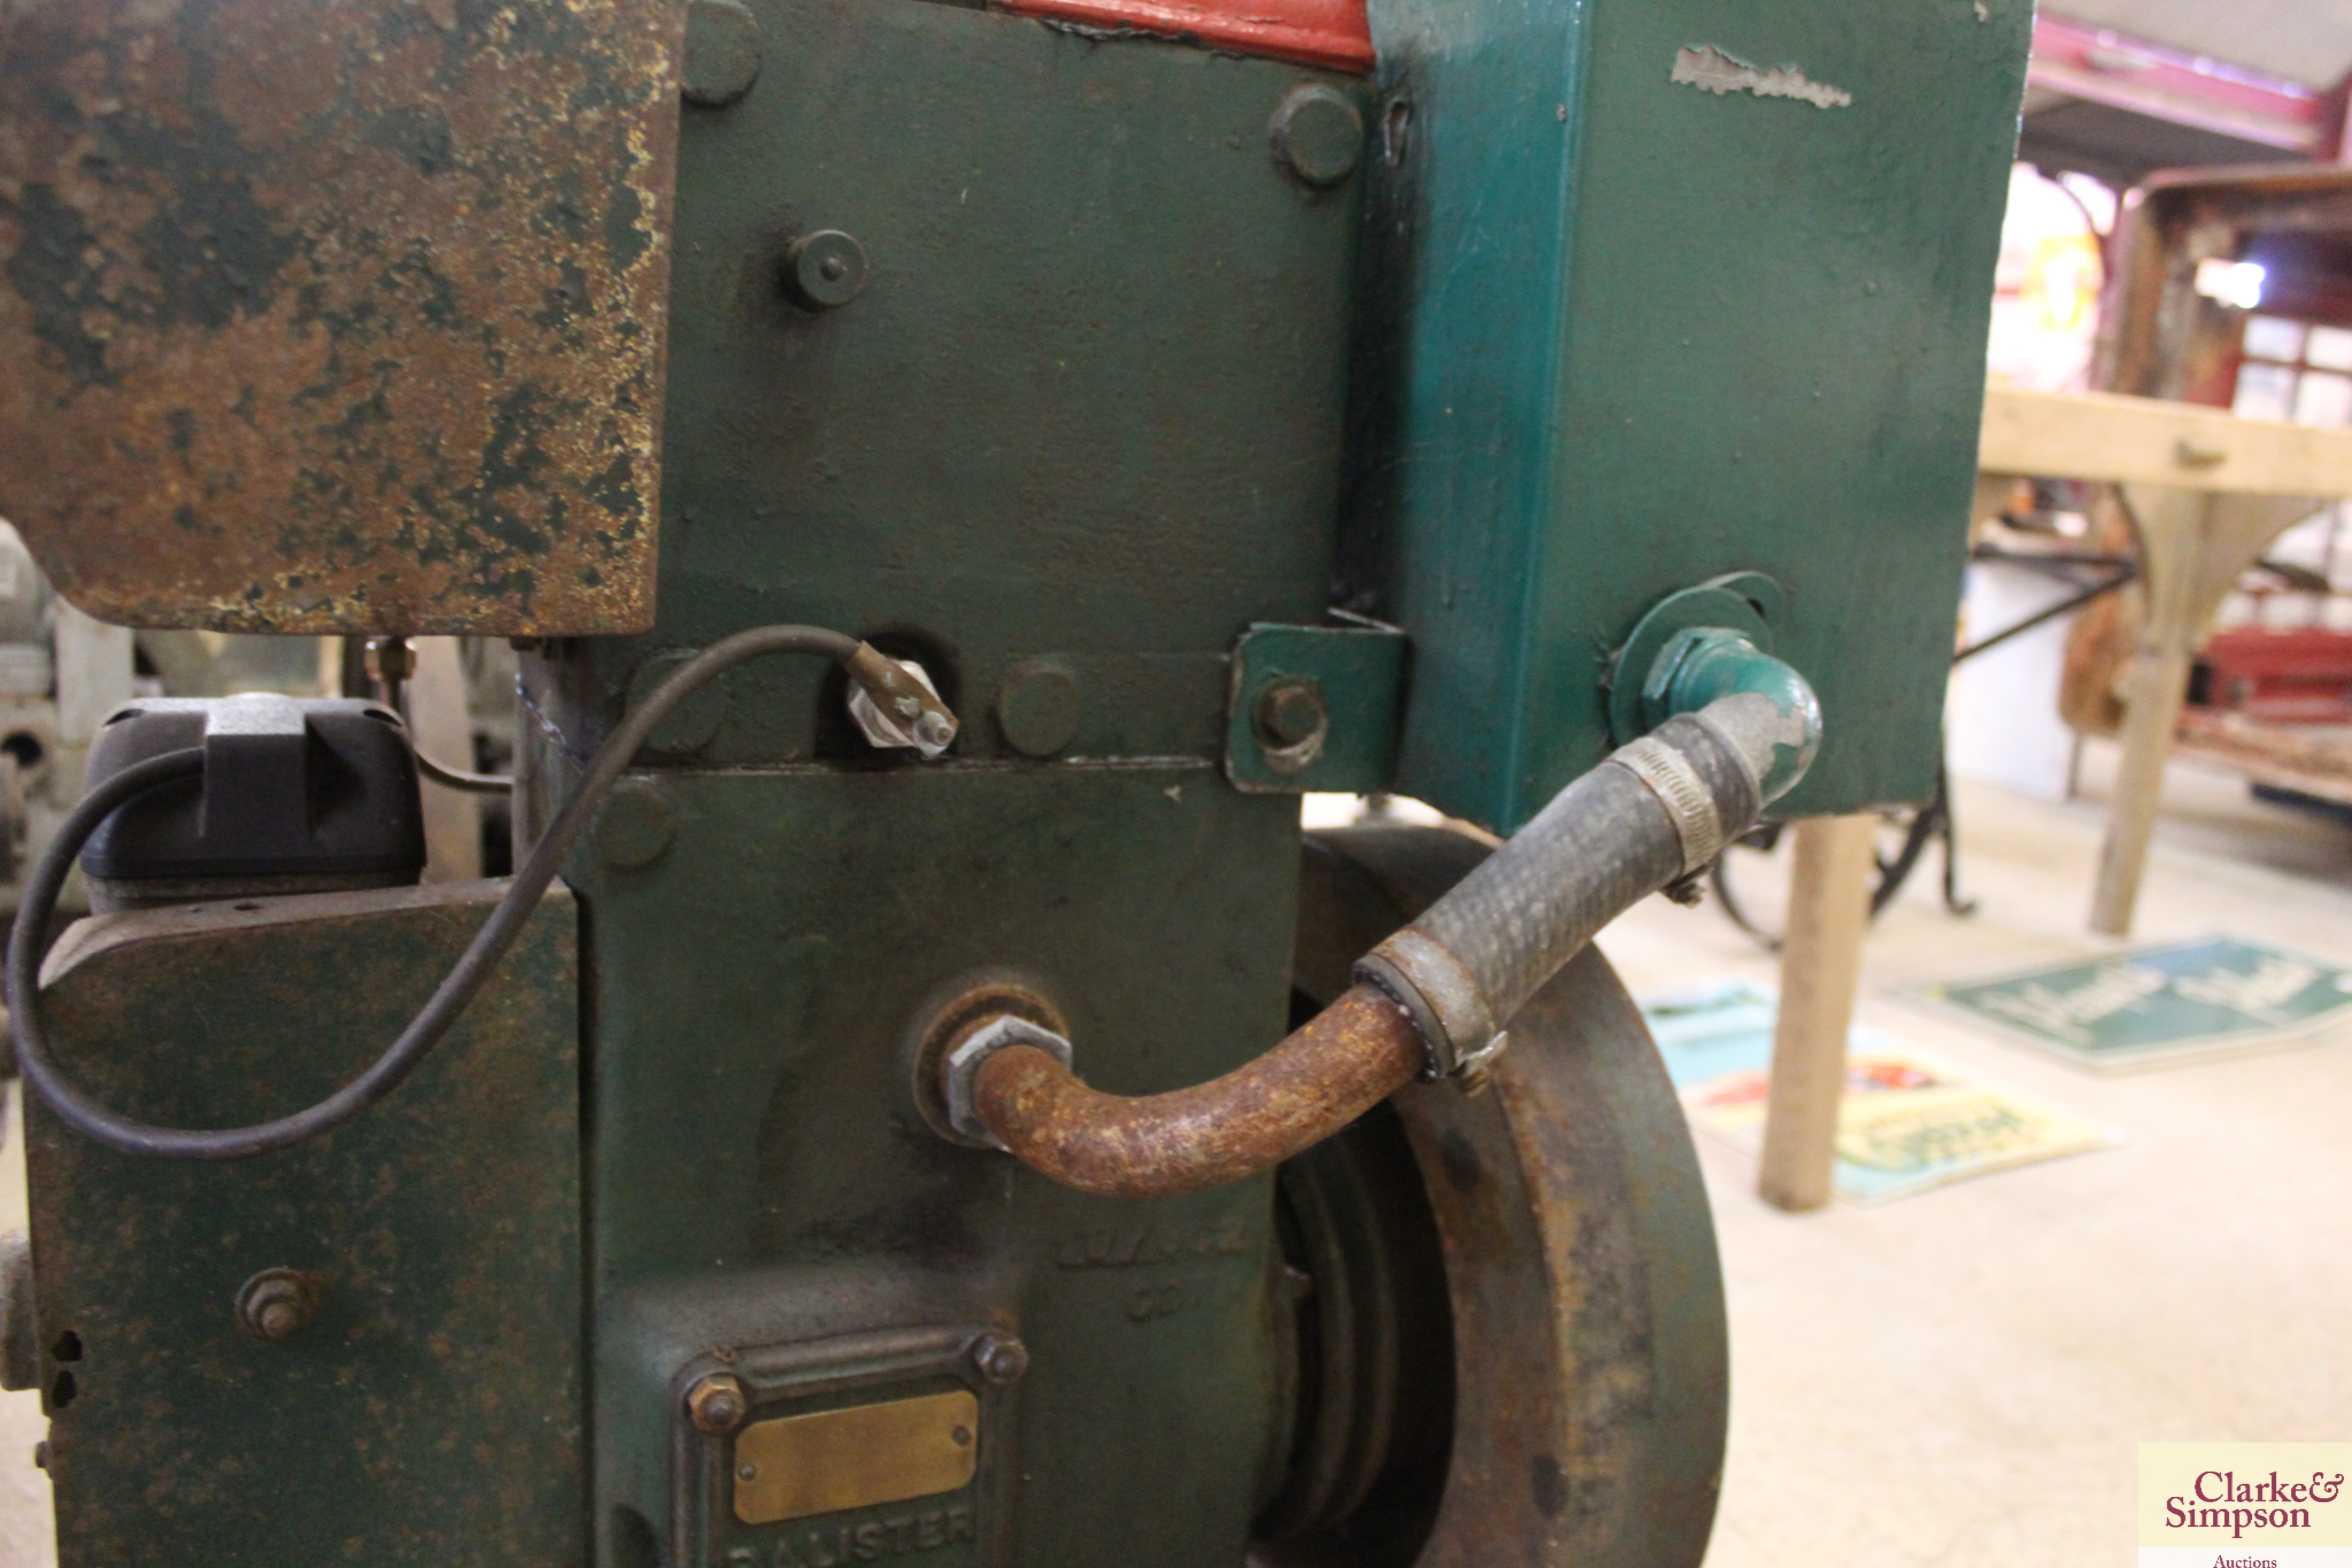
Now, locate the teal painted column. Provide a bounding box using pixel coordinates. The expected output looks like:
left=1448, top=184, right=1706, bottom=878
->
left=1343, top=0, right=2032, bottom=829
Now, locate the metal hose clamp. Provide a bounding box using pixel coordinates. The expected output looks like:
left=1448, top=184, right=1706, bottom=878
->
left=1606, top=733, right=1725, bottom=873
left=1354, top=928, right=1499, bottom=1082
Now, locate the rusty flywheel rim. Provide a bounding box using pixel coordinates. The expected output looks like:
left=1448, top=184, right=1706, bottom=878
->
left=1253, top=825, right=1728, bottom=1568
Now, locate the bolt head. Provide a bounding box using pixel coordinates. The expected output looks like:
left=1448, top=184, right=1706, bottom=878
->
left=592, top=779, right=679, bottom=871
left=686, top=1373, right=749, bottom=1435
left=1271, top=84, right=1364, bottom=188
left=235, top=1268, right=319, bottom=1343
left=681, top=0, right=763, bottom=107
left=1252, top=679, right=1327, bottom=750
left=971, top=1331, right=1029, bottom=1386
left=784, top=230, right=869, bottom=311
left=942, top=1016, right=1073, bottom=1148
left=995, top=661, right=1084, bottom=758
left=365, top=637, right=415, bottom=683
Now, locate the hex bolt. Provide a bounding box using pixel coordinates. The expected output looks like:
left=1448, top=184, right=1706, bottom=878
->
left=1252, top=679, right=1327, bottom=749
left=970, top=1332, right=1029, bottom=1386
left=1249, top=676, right=1330, bottom=776
left=363, top=636, right=415, bottom=687
left=686, top=1372, right=749, bottom=1436
left=782, top=230, right=870, bottom=311
left=943, top=1015, right=1075, bottom=1148
left=1269, top=84, right=1365, bottom=188
left=234, top=1268, right=320, bottom=1343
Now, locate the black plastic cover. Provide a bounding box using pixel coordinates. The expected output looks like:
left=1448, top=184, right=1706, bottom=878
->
left=81, top=696, right=426, bottom=883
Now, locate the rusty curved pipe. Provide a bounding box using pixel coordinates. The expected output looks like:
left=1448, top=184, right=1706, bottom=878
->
left=969, top=985, right=1423, bottom=1200
left=965, top=670, right=1822, bottom=1202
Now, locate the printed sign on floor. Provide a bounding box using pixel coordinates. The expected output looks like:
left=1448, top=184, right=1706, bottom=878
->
left=2140, top=1442, right=2351, bottom=1567
left=1641, top=983, right=2117, bottom=1204
left=1908, top=936, right=2352, bottom=1072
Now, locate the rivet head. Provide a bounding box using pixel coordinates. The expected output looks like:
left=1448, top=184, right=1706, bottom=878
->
left=970, top=1331, right=1029, bottom=1387
left=784, top=230, right=869, bottom=311
left=593, top=780, right=678, bottom=871
left=1270, top=84, right=1364, bottom=188
left=995, top=660, right=1083, bottom=759
left=630, top=648, right=731, bottom=757
left=686, top=1372, right=749, bottom=1435
left=682, top=0, right=763, bottom=107
left=235, top=1268, right=321, bottom=1343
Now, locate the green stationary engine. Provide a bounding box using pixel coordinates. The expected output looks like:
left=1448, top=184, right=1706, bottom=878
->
left=0, top=0, right=2028, bottom=1561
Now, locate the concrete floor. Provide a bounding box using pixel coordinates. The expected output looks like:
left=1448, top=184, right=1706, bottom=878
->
left=0, top=737, right=2347, bottom=1564
left=1602, top=739, right=2352, bottom=1568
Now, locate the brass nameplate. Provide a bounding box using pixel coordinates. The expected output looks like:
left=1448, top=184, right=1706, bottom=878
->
left=733, top=1390, right=980, bottom=1526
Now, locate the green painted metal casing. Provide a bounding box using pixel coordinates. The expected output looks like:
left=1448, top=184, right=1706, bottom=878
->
left=24, top=887, right=583, bottom=1566
left=1339, top=0, right=2032, bottom=830
left=510, top=5, right=1372, bottom=1564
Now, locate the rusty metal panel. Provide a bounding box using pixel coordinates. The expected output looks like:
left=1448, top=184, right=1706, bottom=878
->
left=0, top=0, right=681, bottom=634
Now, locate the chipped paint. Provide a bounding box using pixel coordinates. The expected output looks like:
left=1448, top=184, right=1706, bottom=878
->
left=1671, top=44, right=1852, bottom=109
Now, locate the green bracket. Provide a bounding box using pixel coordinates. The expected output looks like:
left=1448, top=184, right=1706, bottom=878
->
left=1224, top=622, right=1407, bottom=794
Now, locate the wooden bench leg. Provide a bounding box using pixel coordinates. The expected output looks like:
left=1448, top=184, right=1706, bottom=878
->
left=1758, top=814, right=1876, bottom=1213
left=2089, top=642, right=2191, bottom=937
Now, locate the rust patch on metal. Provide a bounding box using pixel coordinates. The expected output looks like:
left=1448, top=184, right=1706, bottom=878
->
left=1291, top=826, right=1727, bottom=1568
left=972, top=982, right=1424, bottom=1199
left=23, top=880, right=585, bottom=1562
left=0, top=0, right=682, bottom=634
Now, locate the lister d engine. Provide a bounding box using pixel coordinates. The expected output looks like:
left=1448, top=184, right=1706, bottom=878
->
left=0, top=0, right=2027, bottom=1561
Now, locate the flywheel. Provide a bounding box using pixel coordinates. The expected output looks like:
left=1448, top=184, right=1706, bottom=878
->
left=1250, top=824, right=1728, bottom=1568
